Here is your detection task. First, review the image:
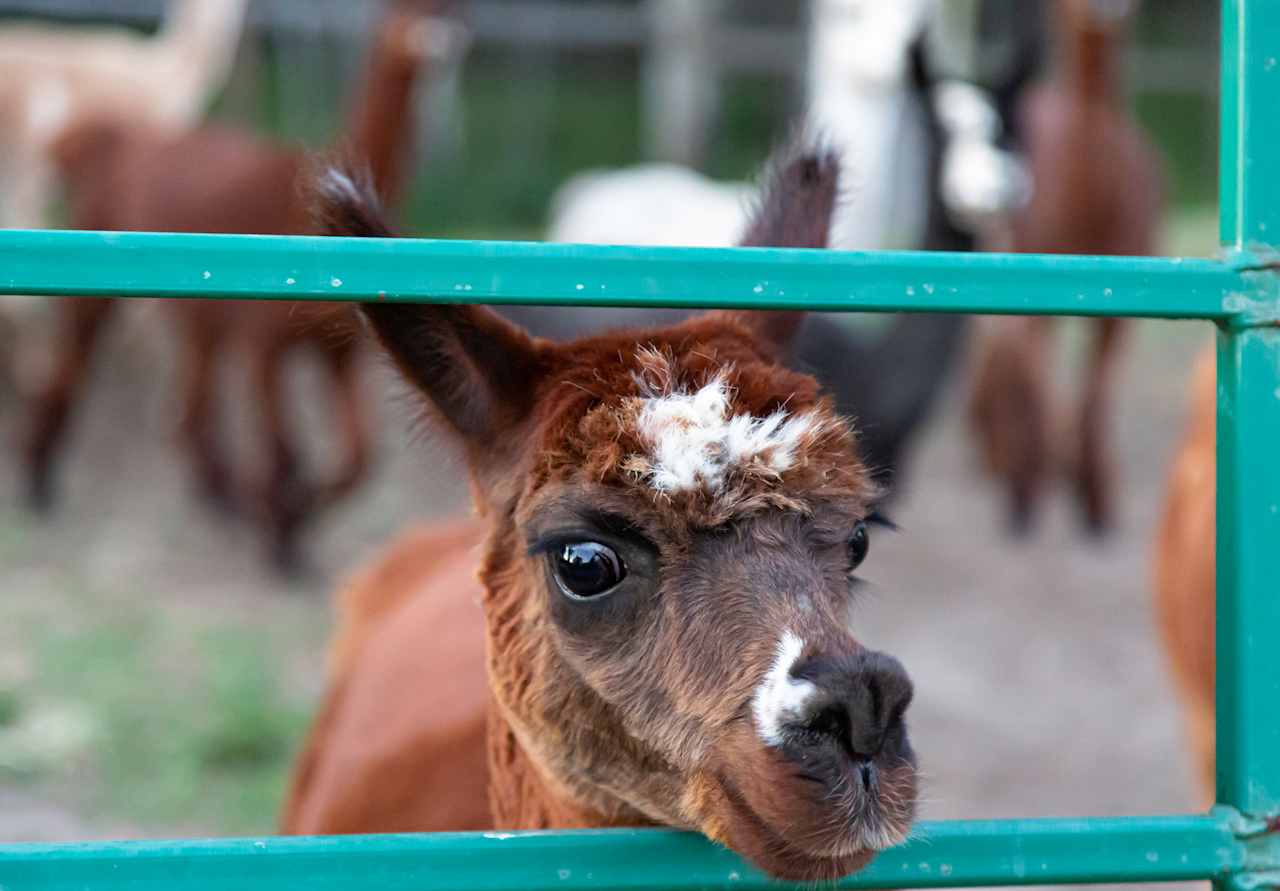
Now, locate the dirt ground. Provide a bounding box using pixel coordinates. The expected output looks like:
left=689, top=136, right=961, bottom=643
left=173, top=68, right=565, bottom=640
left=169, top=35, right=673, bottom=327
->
left=0, top=301, right=1210, bottom=886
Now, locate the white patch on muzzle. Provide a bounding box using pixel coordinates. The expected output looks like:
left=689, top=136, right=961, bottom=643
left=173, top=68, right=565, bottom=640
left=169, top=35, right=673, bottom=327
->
left=751, top=631, right=817, bottom=746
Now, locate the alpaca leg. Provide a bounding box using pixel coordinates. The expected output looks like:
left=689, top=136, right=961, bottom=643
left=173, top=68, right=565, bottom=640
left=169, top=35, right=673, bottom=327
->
left=252, top=344, right=309, bottom=573
left=967, top=316, right=1054, bottom=535
left=1009, top=317, right=1054, bottom=534
left=22, top=297, right=118, bottom=510
left=1074, top=317, right=1127, bottom=535
left=178, top=324, right=235, bottom=513
left=0, top=306, right=17, bottom=398
left=1, top=148, right=55, bottom=231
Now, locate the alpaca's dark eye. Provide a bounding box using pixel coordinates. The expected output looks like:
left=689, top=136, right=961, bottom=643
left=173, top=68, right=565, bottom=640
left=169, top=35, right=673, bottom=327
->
left=554, top=542, right=626, bottom=599
left=848, top=521, right=870, bottom=571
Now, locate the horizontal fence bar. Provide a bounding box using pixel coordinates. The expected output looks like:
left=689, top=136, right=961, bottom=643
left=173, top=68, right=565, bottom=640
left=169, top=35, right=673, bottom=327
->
left=0, top=230, right=1268, bottom=321
left=0, top=816, right=1245, bottom=891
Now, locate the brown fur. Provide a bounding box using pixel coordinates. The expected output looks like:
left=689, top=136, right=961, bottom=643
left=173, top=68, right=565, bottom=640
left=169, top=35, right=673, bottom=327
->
left=283, top=146, right=919, bottom=882
left=1153, top=345, right=1215, bottom=801
left=968, top=0, right=1163, bottom=535
left=21, top=2, right=458, bottom=570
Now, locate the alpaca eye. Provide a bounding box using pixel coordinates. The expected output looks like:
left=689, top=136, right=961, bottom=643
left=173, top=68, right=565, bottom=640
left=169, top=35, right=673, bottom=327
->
left=554, top=542, right=626, bottom=600
left=848, top=521, right=870, bottom=571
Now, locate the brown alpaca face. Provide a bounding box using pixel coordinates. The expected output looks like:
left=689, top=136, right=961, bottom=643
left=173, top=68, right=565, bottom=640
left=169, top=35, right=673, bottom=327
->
left=315, top=141, right=916, bottom=881
left=485, top=326, right=917, bottom=881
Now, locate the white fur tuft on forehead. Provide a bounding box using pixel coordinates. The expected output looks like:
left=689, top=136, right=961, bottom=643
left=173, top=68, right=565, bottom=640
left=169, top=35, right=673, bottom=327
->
left=624, top=352, right=833, bottom=495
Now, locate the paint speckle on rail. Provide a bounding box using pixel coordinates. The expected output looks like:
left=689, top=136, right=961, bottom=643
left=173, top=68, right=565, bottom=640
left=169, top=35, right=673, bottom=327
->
left=1104, top=288, right=1114, bottom=297
left=483, top=832, right=515, bottom=840
left=923, top=283, right=935, bottom=295
left=906, top=286, right=916, bottom=296
left=1146, top=852, right=1160, bottom=863
left=940, top=864, right=953, bottom=876
left=330, top=277, right=343, bottom=288
left=576, top=284, right=585, bottom=291
left=286, top=277, right=296, bottom=286
left=727, top=871, right=740, bottom=882
left=753, top=284, right=765, bottom=294
left=202, top=271, right=212, bottom=281
left=558, top=869, right=572, bottom=880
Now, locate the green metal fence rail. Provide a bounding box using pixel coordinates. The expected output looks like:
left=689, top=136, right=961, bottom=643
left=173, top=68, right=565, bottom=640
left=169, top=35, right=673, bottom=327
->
left=0, top=0, right=1277, bottom=888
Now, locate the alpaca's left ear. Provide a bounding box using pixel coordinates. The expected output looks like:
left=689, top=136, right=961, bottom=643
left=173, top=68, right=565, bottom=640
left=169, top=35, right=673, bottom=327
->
left=311, top=164, right=546, bottom=465
left=731, top=142, right=842, bottom=358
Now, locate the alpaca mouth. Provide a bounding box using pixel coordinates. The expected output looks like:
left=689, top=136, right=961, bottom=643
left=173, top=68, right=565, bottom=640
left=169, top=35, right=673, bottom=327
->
left=713, top=766, right=912, bottom=882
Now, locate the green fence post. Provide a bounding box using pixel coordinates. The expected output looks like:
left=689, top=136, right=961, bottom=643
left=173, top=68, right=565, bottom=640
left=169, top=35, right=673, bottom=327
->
left=1217, top=0, right=1280, bottom=838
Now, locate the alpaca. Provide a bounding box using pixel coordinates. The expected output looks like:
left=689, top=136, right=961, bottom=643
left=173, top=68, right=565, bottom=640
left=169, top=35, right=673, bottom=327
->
left=967, top=0, right=1163, bottom=535
left=21, top=1, right=468, bottom=571
left=532, top=12, right=1044, bottom=496
left=1152, top=344, right=1215, bottom=801
left=0, top=0, right=249, bottom=231
left=0, top=0, right=248, bottom=390
left=280, top=145, right=920, bottom=883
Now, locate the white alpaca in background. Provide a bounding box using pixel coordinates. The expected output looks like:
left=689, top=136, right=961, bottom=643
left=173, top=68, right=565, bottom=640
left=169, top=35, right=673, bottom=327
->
left=0, top=0, right=248, bottom=390
left=547, top=0, right=934, bottom=250
left=0, top=0, right=249, bottom=230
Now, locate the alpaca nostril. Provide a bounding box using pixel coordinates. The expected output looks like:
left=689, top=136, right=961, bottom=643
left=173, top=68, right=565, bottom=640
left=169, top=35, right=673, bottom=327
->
left=792, top=649, right=913, bottom=762
left=804, top=702, right=858, bottom=759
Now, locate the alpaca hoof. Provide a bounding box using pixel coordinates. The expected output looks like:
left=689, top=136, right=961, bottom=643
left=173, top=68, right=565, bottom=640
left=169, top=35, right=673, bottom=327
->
left=196, top=474, right=239, bottom=518
left=1006, top=490, right=1037, bottom=538
left=268, top=535, right=309, bottom=579
left=1007, top=507, right=1035, bottom=538
left=1080, top=507, right=1114, bottom=540
left=264, top=483, right=315, bottom=578
left=23, top=472, right=55, bottom=515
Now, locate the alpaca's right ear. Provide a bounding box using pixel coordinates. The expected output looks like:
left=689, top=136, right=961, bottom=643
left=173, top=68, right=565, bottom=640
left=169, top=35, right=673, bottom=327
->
left=731, top=142, right=843, bottom=359
left=312, top=164, right=546, bottom=450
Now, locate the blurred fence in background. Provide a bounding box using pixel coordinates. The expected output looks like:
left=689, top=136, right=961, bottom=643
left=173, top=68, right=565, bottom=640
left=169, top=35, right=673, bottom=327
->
left=0, top=0, right=1219, bottom=237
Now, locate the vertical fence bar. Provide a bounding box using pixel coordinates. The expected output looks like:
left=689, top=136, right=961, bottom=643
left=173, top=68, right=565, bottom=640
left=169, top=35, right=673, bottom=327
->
left=1220, top=0, right=1280, bottom=253
left=1216, top=0, right=1280, bottom=820
left=1214, top=327, right=1280, bottom=817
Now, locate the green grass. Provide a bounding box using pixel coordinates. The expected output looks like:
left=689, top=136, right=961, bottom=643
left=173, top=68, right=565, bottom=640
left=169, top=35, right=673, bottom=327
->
left=11, top=600, right=310, bottom=834
left=0, top=690, right=19, bottom=730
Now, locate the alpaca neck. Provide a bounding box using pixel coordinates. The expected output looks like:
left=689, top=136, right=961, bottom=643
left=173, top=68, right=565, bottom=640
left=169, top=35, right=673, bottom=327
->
left=339, top=18, right=433, bottom=206
left=486, top=704, right=621, bottom=830
left=1063, top=27, right=1123, bottom=108
left=149, top=0, right=249, bottom=123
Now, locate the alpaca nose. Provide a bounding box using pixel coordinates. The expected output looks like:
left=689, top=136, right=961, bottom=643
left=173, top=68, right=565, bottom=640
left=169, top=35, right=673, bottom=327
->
left=792, top=650, right=914, bottom=761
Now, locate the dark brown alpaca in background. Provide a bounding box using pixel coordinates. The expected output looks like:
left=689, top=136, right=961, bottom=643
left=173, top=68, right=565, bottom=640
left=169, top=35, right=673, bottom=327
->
left=968, top=0, right=1162, bottom=535
left=22, top=1, right=465, bottom=570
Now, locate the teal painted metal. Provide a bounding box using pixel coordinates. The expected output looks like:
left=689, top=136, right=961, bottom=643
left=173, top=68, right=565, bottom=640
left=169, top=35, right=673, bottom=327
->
left=1220, top=0, right=1280, bottom=253
left=1217, top=0, right=1280, bottom=827
left=0, top=0, right=1276, bottom=887
left=0, top=816, right=1247, bottom=891
left=0, top=229, right=1264, bottom=320
left=1214, top=327, right=1280, bottom=818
